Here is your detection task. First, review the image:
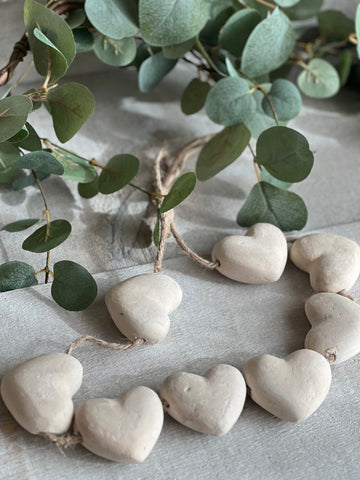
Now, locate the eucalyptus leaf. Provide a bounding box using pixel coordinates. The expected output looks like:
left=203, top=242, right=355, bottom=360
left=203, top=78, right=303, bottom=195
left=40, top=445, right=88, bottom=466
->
left=85, top=0, right=138, bottom=40
left=181, top=78, right=211, bottom=115
left=318, top=10, right=354, bottom=41
left=205, top=77, right=256, bottom=126
left=0, top=96, right=33, bottom=143
left=160, top=172, right=196, bottom=213
left=259, top=168, right=292, bottom=190
left=153, top=214, right=160, bottom=247
left=225, top=57, right=239, bottom=78
left=262, top=79, right=302, bottom=121
left=356, top=5, right=360, bottom=59
left=241, top=8, right=295, bottom=77
left=297, top=58, right=340, bottom=99
left=0, top=261, right=38, bottom=292
left=139, top=0, right=209, bottom=46
left=99, top=154, right=140, bottom=194
left=3, top=218, right=39, bottom=232
left=132, top=43, right=161, bottom=70
left=274, top=0, right=299, bottom=6
left=163, top=38, right=195, bottom=59
left=78, top=175, right=99, bottom=198
left=52, top=148, right=97, bottom=183
left=244, top=83, right=279, bottom=139
left=22, top=219, right=72, bottom=253
left=138, top=52, right=177, bottom=93
left=196, top=124, right=251, bottom=181
left=66, top=9, right=86, bottom=28
left=13, top=123, right=42, bottom=152
left=337, top=50, right=352, bottom=86
left=285, top=0, right=323, bottom=20
left=12, top=171, right=50, bottom=191
left=73, top=29, right=94, bottom=53
left=13, top=150, right=64, bottom=175
left=8, top=124, right=29, bottom=143
left=52, top=260, right=97, bottom=311
left=47, top=83, right=95, bottom=142
left=93, top=36, right=136, bottom=66
left=0, top=142, right=20, bottom=183
left=256, top=126, right=314, bottom=182
left=219, top=9, right=261, bottom=57
left=237, top=181, right=307, bottom=231
left=200, top=6, right=233, bottom=45
left=208, top=0, right=233, bottom=18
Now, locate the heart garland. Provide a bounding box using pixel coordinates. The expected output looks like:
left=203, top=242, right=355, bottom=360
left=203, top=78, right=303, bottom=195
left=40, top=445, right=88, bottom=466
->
left=2, top=223, right=360, bottom=463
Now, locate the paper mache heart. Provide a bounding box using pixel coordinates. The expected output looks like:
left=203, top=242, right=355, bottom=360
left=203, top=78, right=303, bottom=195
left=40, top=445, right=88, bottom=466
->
left=211, top=223, right=288, bottom=284
left=242, top=349, right=331, bottom=422
left=305, top=293, right=360, bottom=364
left=160, top=364, right=246, bottom=436
left=74, top=386, right=164, bottom=463
left=105, top=273, right=182, bottom=344
left=290, top=233, right=360, bottom=293
left=1, top=353, right=83, bottom=434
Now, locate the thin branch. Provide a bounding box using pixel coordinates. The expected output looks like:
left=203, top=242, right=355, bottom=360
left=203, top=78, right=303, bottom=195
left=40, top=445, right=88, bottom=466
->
left=194, top=38, right=226, bottom=78
left=248, top=143, right=261, bottom=182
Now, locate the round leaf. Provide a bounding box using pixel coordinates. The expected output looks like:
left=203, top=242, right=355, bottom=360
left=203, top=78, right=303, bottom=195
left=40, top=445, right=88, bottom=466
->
left=241, top=8, right=296, bottom=78
left=139, top=0, right=209, bottom=46
left=12, top=170, right=50, bottom=191
left=274, top=0, right=299, bottom=6
left=0, top=96, right=33, bottom=143
left=259, top=168, right=292, bottom=190
left=22, top=219, right=72, bottom=253
left=13, top=150, right=64, bottom=175
left=13, top=122, right=42, bottom=152
left=256, top=126, right=314, bottom=182
left=196, top=124, right=251, bottom=181
left=262, top=79, right=302, bottom=121
left=66, top=9, right=86, bottom=28
left=163, top=38, right=195, bottom=59
left=318, top=10, right=354, bottom=42
left=160, top=172, right=196, bottom=213
left=0, top=142, right=20, bottom=183
left=219, top=9, right=261, bottom=57
left=52, top=148, right=97, bottom=183
left=285, top=0, right=323, bottom=21
left=52, top=260, right=97, bottom=311
left=297, top=58, right=340, bottom=99
left=0, top=261, right=38, bottom=292
left=337, top=50, right=352, bottom=86
left=78, top=175, right=99, bottom=198
left=73, top=29, right=94, bottom=53
left=139, top=53, right=177, bottom=93
left=85, top=0, right=138, bottom=40
left=205, top=77, right=256, bottom=126
left=99, top=154, right=140, bottom=194
left=356, top=5, right=360, bottom=59
left=47, top=83, right=95, bottom=142
left=237, top=181, right=307, bottom=231
left=181, top=78, right=211, bottom=115
left=243, top=83, right=278, bottom=139
left=93, top=36, right=136, bottom=66
left=4, top=218, right=39, bottom=232
left=9, top=125, right=29, bottom=143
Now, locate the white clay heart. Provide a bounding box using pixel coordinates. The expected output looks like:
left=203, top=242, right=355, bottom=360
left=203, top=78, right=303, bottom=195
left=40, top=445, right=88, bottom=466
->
left=105, top=273, right=182, bottom=344
left=159, top=364, right=246, bottom=436
left=74, top=386, right=163, bottom=463
left=290, top=233, right=360, bottom=293
left=211, top=223, right=288, bottom=284
left=305, top=293, right=360, bottom=364
left=242, top=349, right=331, bottom=422
left=1, top=353, right=82, bottom=435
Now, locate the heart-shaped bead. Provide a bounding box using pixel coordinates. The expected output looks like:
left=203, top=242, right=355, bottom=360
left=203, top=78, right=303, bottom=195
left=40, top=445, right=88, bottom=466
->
left=242, top=349, right=331, bottom=422
left=74, top=386, right=163, bottom=463
left=1, top=353, right=82, bottom=435
left=160, top=364, right=246, bottom=436
left=211, top=223, right=287, bottom=283
left=290, top=233, right=360, bottom=293
left=305, top=293, right=360, bottom=364
left=105, top=273, right=182, bottom=344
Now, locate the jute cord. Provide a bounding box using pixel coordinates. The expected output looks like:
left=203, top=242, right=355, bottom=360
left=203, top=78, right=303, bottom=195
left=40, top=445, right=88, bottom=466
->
left=66, top=336, right=144, bottom=355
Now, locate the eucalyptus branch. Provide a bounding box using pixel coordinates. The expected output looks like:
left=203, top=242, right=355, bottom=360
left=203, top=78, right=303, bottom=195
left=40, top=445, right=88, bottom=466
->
left=248, top=143, right=261, bottom=182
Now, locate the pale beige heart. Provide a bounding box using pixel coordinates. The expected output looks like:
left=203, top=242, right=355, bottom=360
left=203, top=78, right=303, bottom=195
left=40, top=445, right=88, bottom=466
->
left=74, top=386, right=163, bottom=463
left=105, top=273, right=182, bottom=344
left=305, top=293, right=360, bottom=364
left=290, top=233, right=360, bottom=293
left=211, top=223, right=287, bottom=284
left=160, top=364, right=246, bottom=436
left=1, top=353, right=82, bottom=435
left=242, top=349, right=331, bottom=422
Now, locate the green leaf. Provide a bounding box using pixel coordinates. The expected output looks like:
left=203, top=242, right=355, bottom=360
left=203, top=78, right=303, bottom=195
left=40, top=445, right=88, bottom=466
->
left=318, top=10, right=354, bottom=41
left=241, top=8, right=295, bottom=77
left=285, top=0, right=323, bottom=20
left=78, top=175, right=99, bottom=198
left=0, top=261, right=38, bottom=292
left=153, top=214, right=160, bottom=247
left=0, top=96, right=33, bottom=143
left=99, top=154, right=140, bottom=194
left=93, top=36, right=136, bottom=66
left=181, top=78, right=211, bottom=115
left=208, top=0, right=233, bottom=18
left=47, top=83, right=95, bottom=142
left=3, top=218, right=39, bottom=232
left=256, top=126, right=313, bottom=182
left=22, top=219, right=72, bottom=253
left=259, top=168, right=292, bottom=190
left=219, top=9, right=261, bottom=56
left=244, top=83, right=279, bottom=139
left=205, top=77, right=256, bottom=126
left=337, top=50, right=352, bottom=87
left=225, top=57, right=239, bottom=78
left=51, top=260, right=97, bottom=311
left=12, top=171, right=50, bottom=191
left=237, top=181, right=307, bottom=231
left=200, top=6, right=233, bottom=45
left=13, top=122, right=42, bottom=151
left=73, top=29, right=94, bottom=53
left=139, top=0, right=209, bottom=46
left=274, top=0, right=299, bottom=6
left=163, top=38, right=195, bottom=59
left=0, top=142, right=20, bottom=183
left=297, top=58, right=340, bottom=99
left=160, top=172, right=196, bottom=213
left=196, top=124, right=251, bottom=181
left=13, top=150, right=64, bottom=175
left=138, top=52, right=177, bottom=93
left=85, top=0, right=138, bottom=40
left=24, top=0, right=75, bottom=83
left=356, top=5, right=360, bottom=59
left=66, top=9, right=86, bottom=29
left=8, top=124, right=29, bottom=143
left=52, top=148, right=97, bottom=183
left=262, top=79, right=301, bottom=121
